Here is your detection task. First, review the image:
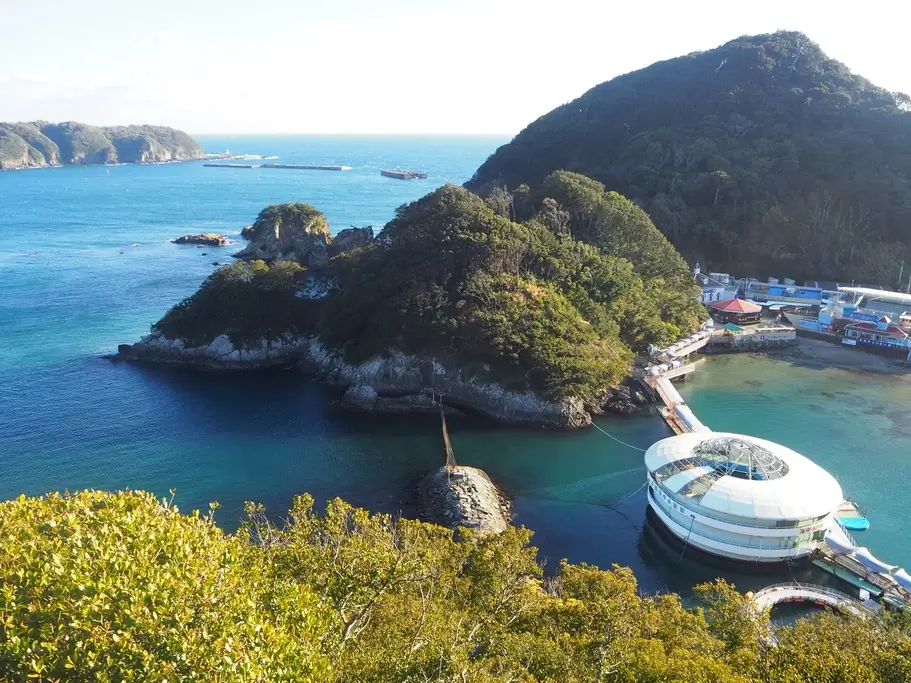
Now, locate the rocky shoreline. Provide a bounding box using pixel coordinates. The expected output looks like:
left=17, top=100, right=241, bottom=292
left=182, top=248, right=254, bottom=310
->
left=114, top=331, right=593, bottom=429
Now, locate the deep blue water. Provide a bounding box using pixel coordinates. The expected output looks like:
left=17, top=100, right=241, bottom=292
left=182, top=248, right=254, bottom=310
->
left=2, top=135, right=909, bottom=598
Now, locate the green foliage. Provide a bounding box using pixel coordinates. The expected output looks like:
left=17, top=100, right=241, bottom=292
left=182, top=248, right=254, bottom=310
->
left=156, top=260, right=317, bottom=346
left=469, top=31, right=911, bottom=283
left=0, top=129, right=29, bottom=168
left=248, top=202, right=331, bottom=241
left=159, top=180, right=700, bottom=403
left=0, top=490, right=332, bottom=681
left=39, top=122, right=117, bottom=165
left=4, top=490, right=911, bottom=681
left=318, top=184, right=645, bottom=401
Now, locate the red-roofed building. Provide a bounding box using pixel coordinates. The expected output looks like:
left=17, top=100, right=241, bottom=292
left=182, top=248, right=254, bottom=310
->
left=843, top=317, right=910, bottom=352
left=708, top=298, right=762, bottom=325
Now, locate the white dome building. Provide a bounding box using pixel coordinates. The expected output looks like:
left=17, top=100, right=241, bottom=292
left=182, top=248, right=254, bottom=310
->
left=645, top=432, right=844, bottom=563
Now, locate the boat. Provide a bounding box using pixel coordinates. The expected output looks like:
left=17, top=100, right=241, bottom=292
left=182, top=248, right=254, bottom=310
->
left=838, top=516, right=871, bottom=531
left=381, top=169, right=428, bottom=180
left=836, top=499, right=870, bottom=531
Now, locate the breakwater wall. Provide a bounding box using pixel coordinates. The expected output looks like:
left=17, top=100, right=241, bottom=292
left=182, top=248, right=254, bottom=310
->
left=261, top=163, right=351, bottom=171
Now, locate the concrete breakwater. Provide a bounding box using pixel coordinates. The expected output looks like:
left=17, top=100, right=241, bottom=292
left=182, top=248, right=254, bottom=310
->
left=203, top=163, right=352, bottom=171
left=262, top=163, right=351, bottom=171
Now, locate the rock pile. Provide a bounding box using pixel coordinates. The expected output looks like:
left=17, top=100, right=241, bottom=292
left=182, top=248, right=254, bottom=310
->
left=172, top=233, right=229, bottom=246
left=419, top=466, right=509, bottom=535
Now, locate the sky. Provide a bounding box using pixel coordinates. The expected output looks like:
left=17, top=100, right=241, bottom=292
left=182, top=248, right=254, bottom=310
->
left=1, top=0, right=908, bottom=135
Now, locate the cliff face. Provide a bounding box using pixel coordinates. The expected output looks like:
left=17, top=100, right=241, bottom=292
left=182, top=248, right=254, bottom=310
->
left=115, top=331, right=591, bottom=429
left=0, top=121, right=203, bottom=169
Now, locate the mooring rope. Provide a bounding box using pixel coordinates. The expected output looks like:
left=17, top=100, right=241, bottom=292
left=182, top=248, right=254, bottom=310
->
left=592, top=422, right=647, bottom=452
left=677, top=515, right=696, bottom=564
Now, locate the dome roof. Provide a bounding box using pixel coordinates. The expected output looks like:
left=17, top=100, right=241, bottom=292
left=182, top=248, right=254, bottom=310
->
left=645, top=432, right=843, bottom=521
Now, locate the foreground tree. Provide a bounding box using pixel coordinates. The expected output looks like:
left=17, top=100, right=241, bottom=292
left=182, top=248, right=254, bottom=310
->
left=4, top=490, right=910, bottom=681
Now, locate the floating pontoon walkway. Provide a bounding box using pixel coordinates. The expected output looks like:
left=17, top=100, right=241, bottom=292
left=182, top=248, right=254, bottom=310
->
left=751, top=582, right=867, bottom=618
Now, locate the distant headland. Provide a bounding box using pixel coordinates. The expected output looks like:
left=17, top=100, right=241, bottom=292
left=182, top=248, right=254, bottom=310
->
left=0, top=121, right=203, bottom=169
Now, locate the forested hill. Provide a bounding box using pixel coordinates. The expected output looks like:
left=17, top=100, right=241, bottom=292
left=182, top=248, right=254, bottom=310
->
left=0, top=121, right=203, bottom=169
left=468, top=31, right=911, bottom=284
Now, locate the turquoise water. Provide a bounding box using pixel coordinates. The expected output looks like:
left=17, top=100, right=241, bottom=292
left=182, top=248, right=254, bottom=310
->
left=2, top=135, right=908, bottom=596
left=678, top=355, right=911, bottom=570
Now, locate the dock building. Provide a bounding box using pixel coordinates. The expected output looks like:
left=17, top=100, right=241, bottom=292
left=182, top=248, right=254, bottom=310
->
left=645, top=432, right=843, bottom=563
left=785, top=286, right=911, bottom=356
left=707, top=298, right=762, bottom=325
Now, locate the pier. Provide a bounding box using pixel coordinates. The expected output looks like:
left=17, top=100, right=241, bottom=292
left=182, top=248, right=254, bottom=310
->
left=204, top=163, right=260, bottom=168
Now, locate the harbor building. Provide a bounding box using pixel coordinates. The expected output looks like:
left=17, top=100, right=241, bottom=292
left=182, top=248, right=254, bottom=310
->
left=693, top=263, right=738, bottom=304
left=785, top=286, right=911, bottom=356
left=707, top=298, right=762, bottom=325
left=645, top=432, right=844, bottom=563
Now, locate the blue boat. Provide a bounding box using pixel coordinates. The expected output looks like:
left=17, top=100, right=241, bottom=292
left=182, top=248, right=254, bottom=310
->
left=837, top=516, right=871, bottom=531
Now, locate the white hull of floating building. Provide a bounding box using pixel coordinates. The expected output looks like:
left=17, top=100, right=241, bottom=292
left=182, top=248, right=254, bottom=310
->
left=645, top=432, right=844, bottom=563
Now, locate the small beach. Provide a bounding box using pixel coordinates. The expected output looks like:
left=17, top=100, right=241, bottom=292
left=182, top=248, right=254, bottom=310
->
left=764, top=336, right=911, bottom=376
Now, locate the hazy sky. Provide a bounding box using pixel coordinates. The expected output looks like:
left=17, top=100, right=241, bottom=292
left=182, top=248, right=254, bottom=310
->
left=1, top=0, right=907, bottom=135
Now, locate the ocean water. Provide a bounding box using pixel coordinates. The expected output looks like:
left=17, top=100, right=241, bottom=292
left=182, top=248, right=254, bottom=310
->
left=2, top=135, right=910, bottom=597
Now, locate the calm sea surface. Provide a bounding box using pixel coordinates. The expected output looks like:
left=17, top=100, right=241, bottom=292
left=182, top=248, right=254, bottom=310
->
left=2, top=135, right=910, bottom=596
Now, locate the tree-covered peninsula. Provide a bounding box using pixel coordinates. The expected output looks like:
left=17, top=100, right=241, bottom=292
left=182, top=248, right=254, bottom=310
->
left=468, top=31, right=911, bottom=284
left=118, top=174, right=704, bottom=427
left=0, top=121, right=202, bottom=168
left=2, top=489, right=910, bottom=681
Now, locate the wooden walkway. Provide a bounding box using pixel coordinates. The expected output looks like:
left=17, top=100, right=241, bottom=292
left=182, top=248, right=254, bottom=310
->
left=751, top=582, right=867, bottom=618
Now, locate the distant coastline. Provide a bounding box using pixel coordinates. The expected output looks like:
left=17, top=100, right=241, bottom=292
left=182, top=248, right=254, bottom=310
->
left=0, top=121, right=203, bottom=170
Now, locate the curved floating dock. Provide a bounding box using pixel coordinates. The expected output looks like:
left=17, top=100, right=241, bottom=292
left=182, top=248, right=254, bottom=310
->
left=750, top=582, right=868, bottom=618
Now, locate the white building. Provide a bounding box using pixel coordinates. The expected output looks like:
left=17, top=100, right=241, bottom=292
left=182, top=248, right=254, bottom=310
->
left=645, top=432, right=843, bottom=563
left=693, top=263, right=737, bottom=304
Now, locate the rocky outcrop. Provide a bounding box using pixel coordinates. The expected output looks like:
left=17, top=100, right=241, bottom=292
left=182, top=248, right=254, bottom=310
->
left=303, top=341, right=591, bottom=429
left=114, top=330, right=308, bottom=370
left=0, top=121, right=202, bottom=170
left=172, top=233, right=229, bottom=247
left=240, top=225, right=256, bottom=240
left=602, top=379, right=652, bottom=415
left=233, top=203, right=330, bottom=266
left=328, top=226, right=374, bottom=257
left=420, top=466, right=510, bottom=535
left=339, top=384, right=464, bottom=416
left=114, top=332, right=591, bottom=428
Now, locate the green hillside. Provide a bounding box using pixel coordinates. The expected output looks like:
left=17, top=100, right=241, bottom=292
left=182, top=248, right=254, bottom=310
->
left=468, top=31, right=911, bottom=283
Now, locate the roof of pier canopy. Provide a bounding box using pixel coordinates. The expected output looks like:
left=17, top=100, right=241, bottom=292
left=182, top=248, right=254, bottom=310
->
left=645, top=432, right=843, bottom=521
left=708, top=298, right=762, bottom=313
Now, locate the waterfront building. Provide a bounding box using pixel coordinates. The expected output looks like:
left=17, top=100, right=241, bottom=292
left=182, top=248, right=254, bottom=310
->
left=745, top=279, right=826, bottom=307
left=708, top=298, right=762, bottom=325
left=645, top=432, right=844, bottom=563
left=785, top=286, right=911, bottom=356
left=693, top=264, right=738, bottom=304
left=843, top=319, right=910, bottom=349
